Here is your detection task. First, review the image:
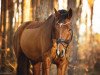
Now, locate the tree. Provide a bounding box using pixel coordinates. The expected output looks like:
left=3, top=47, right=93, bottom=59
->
left=1, top=0, right=7, bottom=72
left=67, top=0, right=82, bottom=75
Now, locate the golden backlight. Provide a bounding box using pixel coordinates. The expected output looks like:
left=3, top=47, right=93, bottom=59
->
left=58, top=0, right=100, bottom=34
left=93, top=0, right=100, bottom=34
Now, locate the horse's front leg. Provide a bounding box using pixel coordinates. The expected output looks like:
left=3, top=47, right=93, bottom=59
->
left=42, top=54, right=51, bottom=75
left=32, top=62, right=41, bottom=75
left=57, top=58, right=68, bottom=75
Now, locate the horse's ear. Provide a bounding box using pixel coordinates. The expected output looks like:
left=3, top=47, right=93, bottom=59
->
left=68, top=8, right=73, bottom=19
left=54, top=8, right=60, bottom=18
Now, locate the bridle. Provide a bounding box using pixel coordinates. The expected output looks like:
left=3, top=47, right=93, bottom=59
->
left=55, top=20, right=73, bottom=57
left=57, top=29, right=73, bottom=48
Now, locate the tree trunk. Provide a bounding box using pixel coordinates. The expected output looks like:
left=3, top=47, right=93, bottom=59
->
left=33, top=0, right=54, bottom=21
left=23, top=0, right=32, bottom=22
left=1, top=0, right=7, bottom=72
left=8, top=0, right=14, bottom=61
left=67, top=0, right=82, bottom=75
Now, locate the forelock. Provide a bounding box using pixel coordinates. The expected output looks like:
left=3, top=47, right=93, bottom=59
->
left=58, top=9, right=68, bottom=22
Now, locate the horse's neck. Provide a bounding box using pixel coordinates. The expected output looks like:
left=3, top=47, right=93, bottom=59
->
left=42, top=15, right=55, bottom=39
left=39, top=15, right=55, bottom=50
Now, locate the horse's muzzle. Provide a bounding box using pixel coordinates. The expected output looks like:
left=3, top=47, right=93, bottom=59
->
left=56, top=48, right=65, bottom=57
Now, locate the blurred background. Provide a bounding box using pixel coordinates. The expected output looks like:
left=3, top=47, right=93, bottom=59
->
left=0, top=0, right=100, bottom=75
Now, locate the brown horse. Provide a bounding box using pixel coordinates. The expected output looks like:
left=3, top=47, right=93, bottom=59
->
left=13, top=8, right=73, bottom=75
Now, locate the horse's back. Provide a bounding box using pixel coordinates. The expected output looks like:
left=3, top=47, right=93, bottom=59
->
left=26, top=21, right=44, bottom=29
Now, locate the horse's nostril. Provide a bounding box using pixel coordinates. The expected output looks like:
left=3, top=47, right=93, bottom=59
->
left=60, top=49, right=65, bottom=57
left=56, top=49, right=60, bottom=56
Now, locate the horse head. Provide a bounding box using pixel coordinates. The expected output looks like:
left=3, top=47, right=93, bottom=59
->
left=52, top=8, right=73, bottom=58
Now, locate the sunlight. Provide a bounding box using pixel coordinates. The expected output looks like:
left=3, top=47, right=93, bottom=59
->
left=58, top=0, right=67, bottom=10
left=19, top=0, right=22, bottom=3
left=79, top=23, right=86, bottom=35
left=93, top=0, right=100, bottom=34
left=80, top=0, right=90, bottom=35
left=23, top=0, right=32, bottom=22
left=0, top=0, right=1, bottom=16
